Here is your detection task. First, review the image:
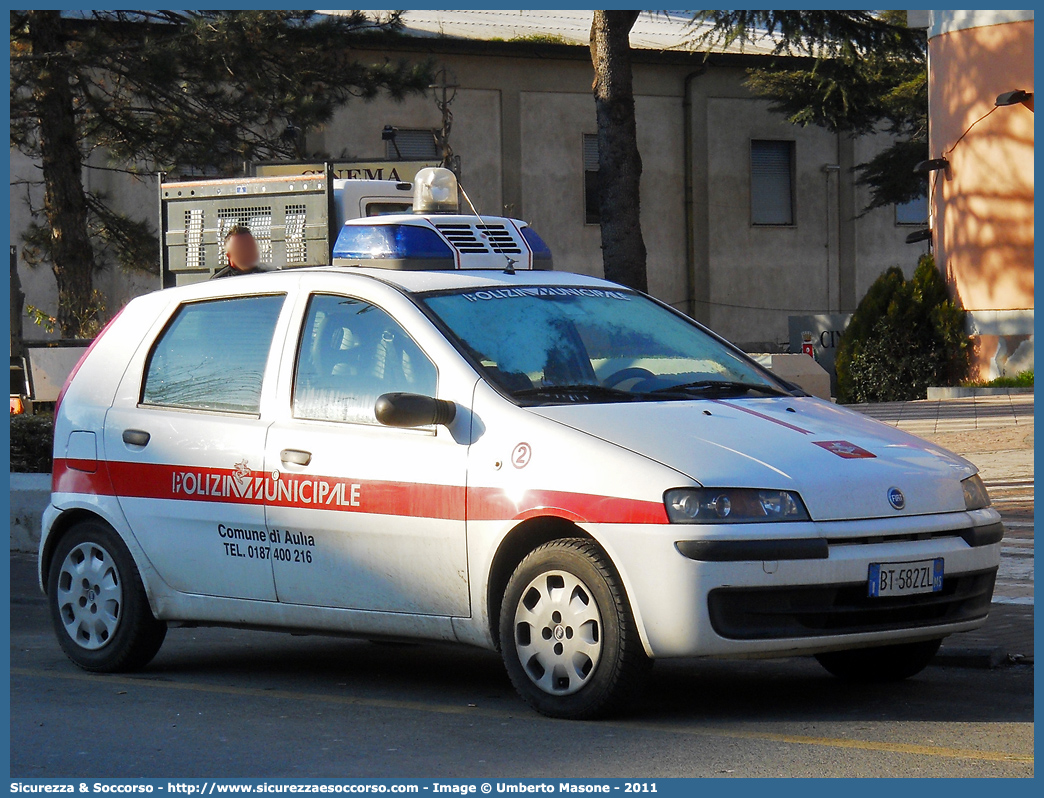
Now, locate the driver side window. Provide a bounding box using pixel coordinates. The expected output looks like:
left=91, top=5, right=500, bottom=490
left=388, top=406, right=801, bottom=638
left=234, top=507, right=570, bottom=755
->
left=293, top=294, right=436, bottom=424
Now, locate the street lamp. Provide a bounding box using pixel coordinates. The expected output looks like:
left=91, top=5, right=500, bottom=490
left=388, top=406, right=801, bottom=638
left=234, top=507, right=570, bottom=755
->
left=914, top=157, right=949, bottom=174
left=382, top=125, right=402, bottom=159
left=995, top=89, right=1033, bottom=109
left=905, top=228, right=933, bottom=244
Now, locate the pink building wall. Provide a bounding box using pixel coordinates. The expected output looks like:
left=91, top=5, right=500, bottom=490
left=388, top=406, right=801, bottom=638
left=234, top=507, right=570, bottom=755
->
left=927, top=12, right=1034, bottom=379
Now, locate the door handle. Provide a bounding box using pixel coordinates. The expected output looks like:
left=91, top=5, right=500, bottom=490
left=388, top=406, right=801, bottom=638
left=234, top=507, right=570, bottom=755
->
left=280, top=449, right=312, bottom=466
left=122, top=429, right=150, bottom=447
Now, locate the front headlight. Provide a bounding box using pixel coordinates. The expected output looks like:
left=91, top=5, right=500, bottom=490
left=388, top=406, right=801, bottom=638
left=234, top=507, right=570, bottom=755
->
left=664, top=488, right=810, bottom=524
left=962, top=474, right=991, bottom=510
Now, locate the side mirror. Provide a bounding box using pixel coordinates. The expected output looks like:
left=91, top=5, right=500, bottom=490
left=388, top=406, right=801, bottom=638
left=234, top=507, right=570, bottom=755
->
left=375, top=392, right=456, bottom=428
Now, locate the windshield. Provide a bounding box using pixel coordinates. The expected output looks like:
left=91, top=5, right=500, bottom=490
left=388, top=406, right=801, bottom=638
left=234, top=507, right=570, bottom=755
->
left=419, top=286, right=788, bottom=404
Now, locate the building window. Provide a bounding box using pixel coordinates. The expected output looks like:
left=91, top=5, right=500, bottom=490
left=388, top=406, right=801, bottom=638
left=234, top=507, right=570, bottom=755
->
left=385, top=128, right=438, bottom=160
left=750, top=140, right=795, bottom=226
left=583, top=134, right=600, bottom=225
left=895, top=195, right=929, bottom=226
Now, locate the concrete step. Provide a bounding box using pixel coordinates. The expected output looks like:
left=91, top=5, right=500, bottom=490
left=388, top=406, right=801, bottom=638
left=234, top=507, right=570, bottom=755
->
left=10, top=472, right=49, bottom=553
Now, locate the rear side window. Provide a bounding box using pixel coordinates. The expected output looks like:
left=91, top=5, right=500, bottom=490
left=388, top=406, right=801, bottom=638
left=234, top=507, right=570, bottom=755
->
left=142, top=295, right=285, bottom=413
left=293, top=294, right=436, bottom=425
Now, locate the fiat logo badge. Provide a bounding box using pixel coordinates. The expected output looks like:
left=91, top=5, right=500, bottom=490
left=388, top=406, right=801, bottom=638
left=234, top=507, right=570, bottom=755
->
left=887, top=487, right=905, bottom=510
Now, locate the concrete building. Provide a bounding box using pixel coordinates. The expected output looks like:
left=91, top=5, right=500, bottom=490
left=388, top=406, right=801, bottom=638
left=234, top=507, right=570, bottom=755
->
left=10, top=10, right=926, bottom=358
left=909, top=10, right=1034, bottom=379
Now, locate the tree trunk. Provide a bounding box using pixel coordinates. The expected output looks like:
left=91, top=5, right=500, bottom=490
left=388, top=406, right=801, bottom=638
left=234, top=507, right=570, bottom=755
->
left=28, top=10, right=98, bottom=338
left=11, top=246, right=25, bottom=358
left=590, top=10, right=648, bottom=292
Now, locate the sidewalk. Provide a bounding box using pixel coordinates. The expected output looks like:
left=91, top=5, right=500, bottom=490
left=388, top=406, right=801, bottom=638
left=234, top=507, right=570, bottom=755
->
left=849, top=393, right=1034, bottom=666
left=847, top=392, right=1033, bottom=435
left=847, top=393, right=1034, bottom=484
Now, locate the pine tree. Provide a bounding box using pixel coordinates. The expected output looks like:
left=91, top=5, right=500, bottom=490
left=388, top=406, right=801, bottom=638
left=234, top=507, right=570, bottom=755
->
left=11, top=10, right=433, bottom=336
left=692, top=10, right=928, bottom=211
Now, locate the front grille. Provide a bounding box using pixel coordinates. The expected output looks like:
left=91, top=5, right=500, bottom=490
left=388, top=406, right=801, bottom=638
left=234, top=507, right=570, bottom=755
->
left=828, top=530, right=959, bottom=546
left=708, top=567, right=997, bottom=640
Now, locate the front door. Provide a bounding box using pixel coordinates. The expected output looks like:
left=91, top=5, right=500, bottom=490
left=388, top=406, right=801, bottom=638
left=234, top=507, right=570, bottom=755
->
left=264, top=292, right=470, bottom=616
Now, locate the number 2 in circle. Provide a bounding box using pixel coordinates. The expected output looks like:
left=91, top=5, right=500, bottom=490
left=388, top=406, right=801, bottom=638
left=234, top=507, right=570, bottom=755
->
left=512, top=442, right=532, bottom=468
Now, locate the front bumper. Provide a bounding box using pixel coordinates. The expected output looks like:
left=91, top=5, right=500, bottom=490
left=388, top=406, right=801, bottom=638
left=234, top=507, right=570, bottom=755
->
left=591, top=509, right=1003, bottom=659
left=707, top=567, right=996, bottom=640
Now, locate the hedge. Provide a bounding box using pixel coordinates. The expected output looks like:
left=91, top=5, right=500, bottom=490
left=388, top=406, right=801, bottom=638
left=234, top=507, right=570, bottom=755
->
left=10, top=412, right=54, bottom=473
left=836, top=255, right=970, bottom=403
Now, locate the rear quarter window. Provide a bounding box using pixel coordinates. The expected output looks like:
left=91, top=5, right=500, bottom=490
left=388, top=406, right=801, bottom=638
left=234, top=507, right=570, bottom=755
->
left=141, top=294, right=285, bottom=413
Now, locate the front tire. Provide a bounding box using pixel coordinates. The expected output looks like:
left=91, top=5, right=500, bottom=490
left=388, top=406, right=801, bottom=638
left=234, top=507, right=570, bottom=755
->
left=47, top=520, right=166, bottom=672
left=815, top=638, right=943, bottom=682
left=499, top=538, right=650, bottom=719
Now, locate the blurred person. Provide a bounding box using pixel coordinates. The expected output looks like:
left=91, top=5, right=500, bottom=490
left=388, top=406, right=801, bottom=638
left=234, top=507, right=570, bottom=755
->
left=212, top=225, right=265, bottom=278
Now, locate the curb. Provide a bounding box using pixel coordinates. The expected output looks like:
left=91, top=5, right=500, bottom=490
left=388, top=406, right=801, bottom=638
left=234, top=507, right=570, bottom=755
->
left=934, top=646, right=1011, bottom=669
left=926, top=386, right=1034, bottom=399
left=10, top=472, right=49, bottom=553
left=936, top=647, right=1034, bottom=669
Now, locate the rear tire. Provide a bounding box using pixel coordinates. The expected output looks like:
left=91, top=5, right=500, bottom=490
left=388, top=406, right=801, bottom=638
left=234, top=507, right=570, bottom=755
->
left=47, top=520, right=166, bottom=672
left=815, top=638, right=943, bottom=682
left=499, top=538, right=651, bottom=719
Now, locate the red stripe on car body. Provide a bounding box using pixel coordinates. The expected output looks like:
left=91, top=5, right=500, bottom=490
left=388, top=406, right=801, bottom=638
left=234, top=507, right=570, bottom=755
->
left=712, top=400, right=813, bottom=435
left=51, top=459, right=669, bottom=525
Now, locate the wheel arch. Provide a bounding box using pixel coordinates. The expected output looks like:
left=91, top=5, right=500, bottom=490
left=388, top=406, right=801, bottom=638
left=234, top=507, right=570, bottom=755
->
left=485, top=515, right=644, bottom=651
left=39, top=508, right=108, bottom=591
left=40, top=507, right=155, bottom=605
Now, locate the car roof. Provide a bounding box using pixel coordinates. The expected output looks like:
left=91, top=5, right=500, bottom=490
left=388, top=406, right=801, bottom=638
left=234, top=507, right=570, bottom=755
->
left=154, top=267, right=627, bottom=303
left=314, top=266, right=623, bottom=294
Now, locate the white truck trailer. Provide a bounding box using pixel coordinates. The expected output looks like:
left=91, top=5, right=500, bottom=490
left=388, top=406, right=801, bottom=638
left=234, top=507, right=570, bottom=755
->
left=158, top=165, right=418, bottom=287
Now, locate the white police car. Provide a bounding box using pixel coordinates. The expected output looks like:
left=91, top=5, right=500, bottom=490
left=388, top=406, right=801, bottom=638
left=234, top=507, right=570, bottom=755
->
left=42, top=172, right=1001, bottom=719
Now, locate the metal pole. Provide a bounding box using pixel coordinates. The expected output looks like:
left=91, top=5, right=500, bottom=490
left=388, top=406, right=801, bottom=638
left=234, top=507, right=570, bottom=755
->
left=157, top=171, right=169, bottom=289
left=821, top=164, right=841, bottom=313
left=682, top=67, right=706, bottom=320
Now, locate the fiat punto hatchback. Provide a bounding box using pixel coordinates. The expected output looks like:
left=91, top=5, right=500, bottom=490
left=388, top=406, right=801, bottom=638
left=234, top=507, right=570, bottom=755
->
left=44, top=253, right=1002, bottom=718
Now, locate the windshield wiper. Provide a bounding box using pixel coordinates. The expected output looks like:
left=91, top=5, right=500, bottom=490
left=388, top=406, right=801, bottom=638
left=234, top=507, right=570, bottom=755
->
left=650, top=379, right=790, bottom=397
left=512, top=384, right=642, bottom=402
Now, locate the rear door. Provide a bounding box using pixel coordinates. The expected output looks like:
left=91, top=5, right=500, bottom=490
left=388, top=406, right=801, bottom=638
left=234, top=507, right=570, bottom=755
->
left=103, top=292, right=289, bottom=600
left=263, top=289, right=471, bottom=616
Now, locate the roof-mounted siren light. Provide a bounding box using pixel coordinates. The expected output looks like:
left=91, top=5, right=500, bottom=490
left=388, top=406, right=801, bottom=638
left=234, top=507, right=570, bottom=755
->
left=413, top=167, right=460, bottom=214
left=520, top=226, right=553, bottom=269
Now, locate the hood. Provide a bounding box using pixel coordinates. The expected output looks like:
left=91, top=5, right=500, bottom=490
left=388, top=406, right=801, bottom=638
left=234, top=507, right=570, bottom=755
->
left=530, top=396, right=976, bottom=521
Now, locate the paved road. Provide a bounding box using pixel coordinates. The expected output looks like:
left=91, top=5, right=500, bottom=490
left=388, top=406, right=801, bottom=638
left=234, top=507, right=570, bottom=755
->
left=9, top=552, right=1033, bottom=779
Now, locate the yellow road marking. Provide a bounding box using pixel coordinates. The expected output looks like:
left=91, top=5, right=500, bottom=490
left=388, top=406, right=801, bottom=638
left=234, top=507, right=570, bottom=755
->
left=11, top=667, right=1033, bottom=765
left=621, top=722, right=1034, bottom=764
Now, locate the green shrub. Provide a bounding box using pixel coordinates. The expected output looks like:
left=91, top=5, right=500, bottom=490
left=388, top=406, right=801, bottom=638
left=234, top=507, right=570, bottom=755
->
left=962, top=370, right=1034, bottom=388
left=836, top=255, right=970, bottom=403
left=10, top=412, right=54, bottom=473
